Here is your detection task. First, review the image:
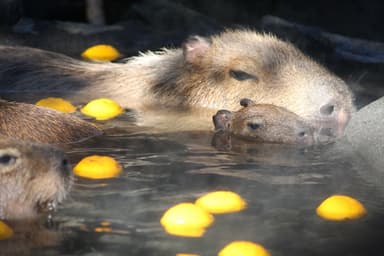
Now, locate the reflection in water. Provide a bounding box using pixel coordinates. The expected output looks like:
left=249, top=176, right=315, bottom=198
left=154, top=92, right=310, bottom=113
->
left=0, top=218, right=64, bottom=256
left=7, top=126, right=384, bottom=256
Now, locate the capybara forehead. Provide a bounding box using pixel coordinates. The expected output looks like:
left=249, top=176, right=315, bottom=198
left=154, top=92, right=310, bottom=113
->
left=209, top=30, right=304, bottom=66
left=239, top=104, right=296, bottom=117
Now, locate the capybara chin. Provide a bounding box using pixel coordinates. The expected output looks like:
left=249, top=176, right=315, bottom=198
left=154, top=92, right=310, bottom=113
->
left=0, top=29, right=354, bottom=136
left=213, top=98, right=315, bottom=145
left=0, top=138, right=72, bottom=220
left=0, top=100, right=102, bottom=144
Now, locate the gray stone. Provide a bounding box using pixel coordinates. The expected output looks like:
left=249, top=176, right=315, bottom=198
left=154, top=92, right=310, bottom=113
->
left=345, top=97, right=384, bottom=171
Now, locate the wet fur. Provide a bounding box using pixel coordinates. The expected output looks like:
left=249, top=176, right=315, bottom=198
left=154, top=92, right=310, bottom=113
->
left=0, top=100, right=102, bottom=144
left=0, top=138, right=72, bottom=220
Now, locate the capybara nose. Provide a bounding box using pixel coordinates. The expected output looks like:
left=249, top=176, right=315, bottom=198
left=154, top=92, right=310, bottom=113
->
left=60, top=157, right=71, bottom=177
left=319, top=100, right=351, bottom=137
left=320, top=103, right=335, bottom=116
left=212, top=110, right=233, bottom=131
left=296, top=126, right=314, bottom=145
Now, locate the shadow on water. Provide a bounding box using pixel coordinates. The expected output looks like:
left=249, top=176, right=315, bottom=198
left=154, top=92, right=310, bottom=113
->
left=25, top=124, right=384, bottom=256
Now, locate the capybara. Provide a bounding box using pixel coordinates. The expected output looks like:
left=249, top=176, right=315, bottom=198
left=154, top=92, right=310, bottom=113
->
left=0, top=29, right=354, bottom=138
left=213, top=98, right=315, bottom=145
left=0, top=100, right=102, bottom=144
left=0, top=138, right=72, bottom=220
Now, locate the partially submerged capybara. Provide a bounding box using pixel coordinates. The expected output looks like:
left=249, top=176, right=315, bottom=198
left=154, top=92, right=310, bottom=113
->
left=0, top=138, right=72, bottom=219
left=213, top=98, right=315, bottom=145
left=0, top=29, right=354, bottom=138
left=0, top=100, right=102, bottom=144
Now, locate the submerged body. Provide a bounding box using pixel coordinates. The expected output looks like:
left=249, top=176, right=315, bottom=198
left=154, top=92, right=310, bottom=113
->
left=213, top=98, right=315, bottom=145
left=0, top=29, right=354, bottom=137
left=0, top=100, right=102, bottom=144
left=0, top=138, right=72, bottom=220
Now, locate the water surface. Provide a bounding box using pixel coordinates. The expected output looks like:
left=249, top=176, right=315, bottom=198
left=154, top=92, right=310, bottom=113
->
left=30, top=121, right=384, bottom=256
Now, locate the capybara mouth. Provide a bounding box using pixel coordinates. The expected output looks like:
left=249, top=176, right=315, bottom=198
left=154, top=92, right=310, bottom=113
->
left=312, top=123, right=342, bottom=144
left=37, top=200, right=57, bottom=214
left=35, top=165, right=73, bottom=215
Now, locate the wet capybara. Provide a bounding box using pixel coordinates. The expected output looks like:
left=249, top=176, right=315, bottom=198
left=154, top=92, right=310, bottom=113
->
left=0, top=100, right=102, bottom=144
left=0, top=138, right=72, bottom=220
left=0, top=29, right=354, bottom=137
left=213, top=98, right=315, bottom=145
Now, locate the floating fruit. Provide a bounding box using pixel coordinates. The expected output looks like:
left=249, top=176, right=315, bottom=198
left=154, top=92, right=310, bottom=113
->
left=195, top=191, right=247, bottom=214
left=160, top=202, right=214, bottom=237
left=218, top=241, right=271, bottom=256
left=0, top=221, right=13, bottom=240
left=100, top=221, right=111, bottom=226
left=73, top=155, right=122, bottom=179
left=94, top=227, right=113, bottom=233
left=316, top=194, right=367, bottom=221
left=36, top=97, right=76, bottom=113
left=80, top=98, right=124, bottom=120
left=81, top=44, right=121, bottom=61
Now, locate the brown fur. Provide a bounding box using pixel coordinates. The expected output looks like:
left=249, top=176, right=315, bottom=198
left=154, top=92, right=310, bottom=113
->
left=0, top=100, right=102, bottom=144
left=213, top=99, right=315, bottom=145
left=0, top=29, right=354, bottom=136
left=0, top=138, right=72, bottom=220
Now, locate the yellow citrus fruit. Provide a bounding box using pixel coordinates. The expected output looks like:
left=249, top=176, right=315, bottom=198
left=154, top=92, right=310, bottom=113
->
left=81, top=98, right=124, bottom=120
left=195, top=191, right=247, bottom=214
left=94, top=227, right=113, bottom=233
left=218, top=241, right=271, bottom=256
left=316, top=194, right=367, bottom=221
left=73, top=155, right=122, bottom=179
left=81, top=44, right=121, bottom=61
left=160, top=202, right=214, bottom=237
left=100, top=221, right=111, bottom=226
left=36, top=97, right=76, bottom=113
left=0, top=221, right=14, bottom=240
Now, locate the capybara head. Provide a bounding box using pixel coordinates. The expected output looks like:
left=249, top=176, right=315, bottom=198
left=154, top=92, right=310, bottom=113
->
left=213, top=98, right=315, bottom=145
left=0, top=100, right=102, bottom=144
left=0, top=138, right=72, bottom=219
left=178, top=30, right=353, bottom=138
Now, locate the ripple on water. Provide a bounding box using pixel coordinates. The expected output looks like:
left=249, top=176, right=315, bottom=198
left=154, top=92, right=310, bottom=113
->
left=35, top=127, right=384, bottom=256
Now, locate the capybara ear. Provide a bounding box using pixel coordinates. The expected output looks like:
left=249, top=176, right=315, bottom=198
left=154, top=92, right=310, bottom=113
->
left=240, top=98, right=255, bottom=108
left=182, top=35, right=211, bottom=64
left=0, top=147, right=20, bottom=174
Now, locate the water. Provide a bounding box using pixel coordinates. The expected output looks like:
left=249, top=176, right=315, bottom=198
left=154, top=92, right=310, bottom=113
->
left=24, top=121, right=384, bottom=256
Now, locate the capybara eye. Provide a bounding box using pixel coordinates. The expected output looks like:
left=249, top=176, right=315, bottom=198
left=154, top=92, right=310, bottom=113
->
left=0, top=154, right=17, bottom=165
left=229, top=70, right=258, bottom=82
left=247, top=122, right=261, bottom=130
